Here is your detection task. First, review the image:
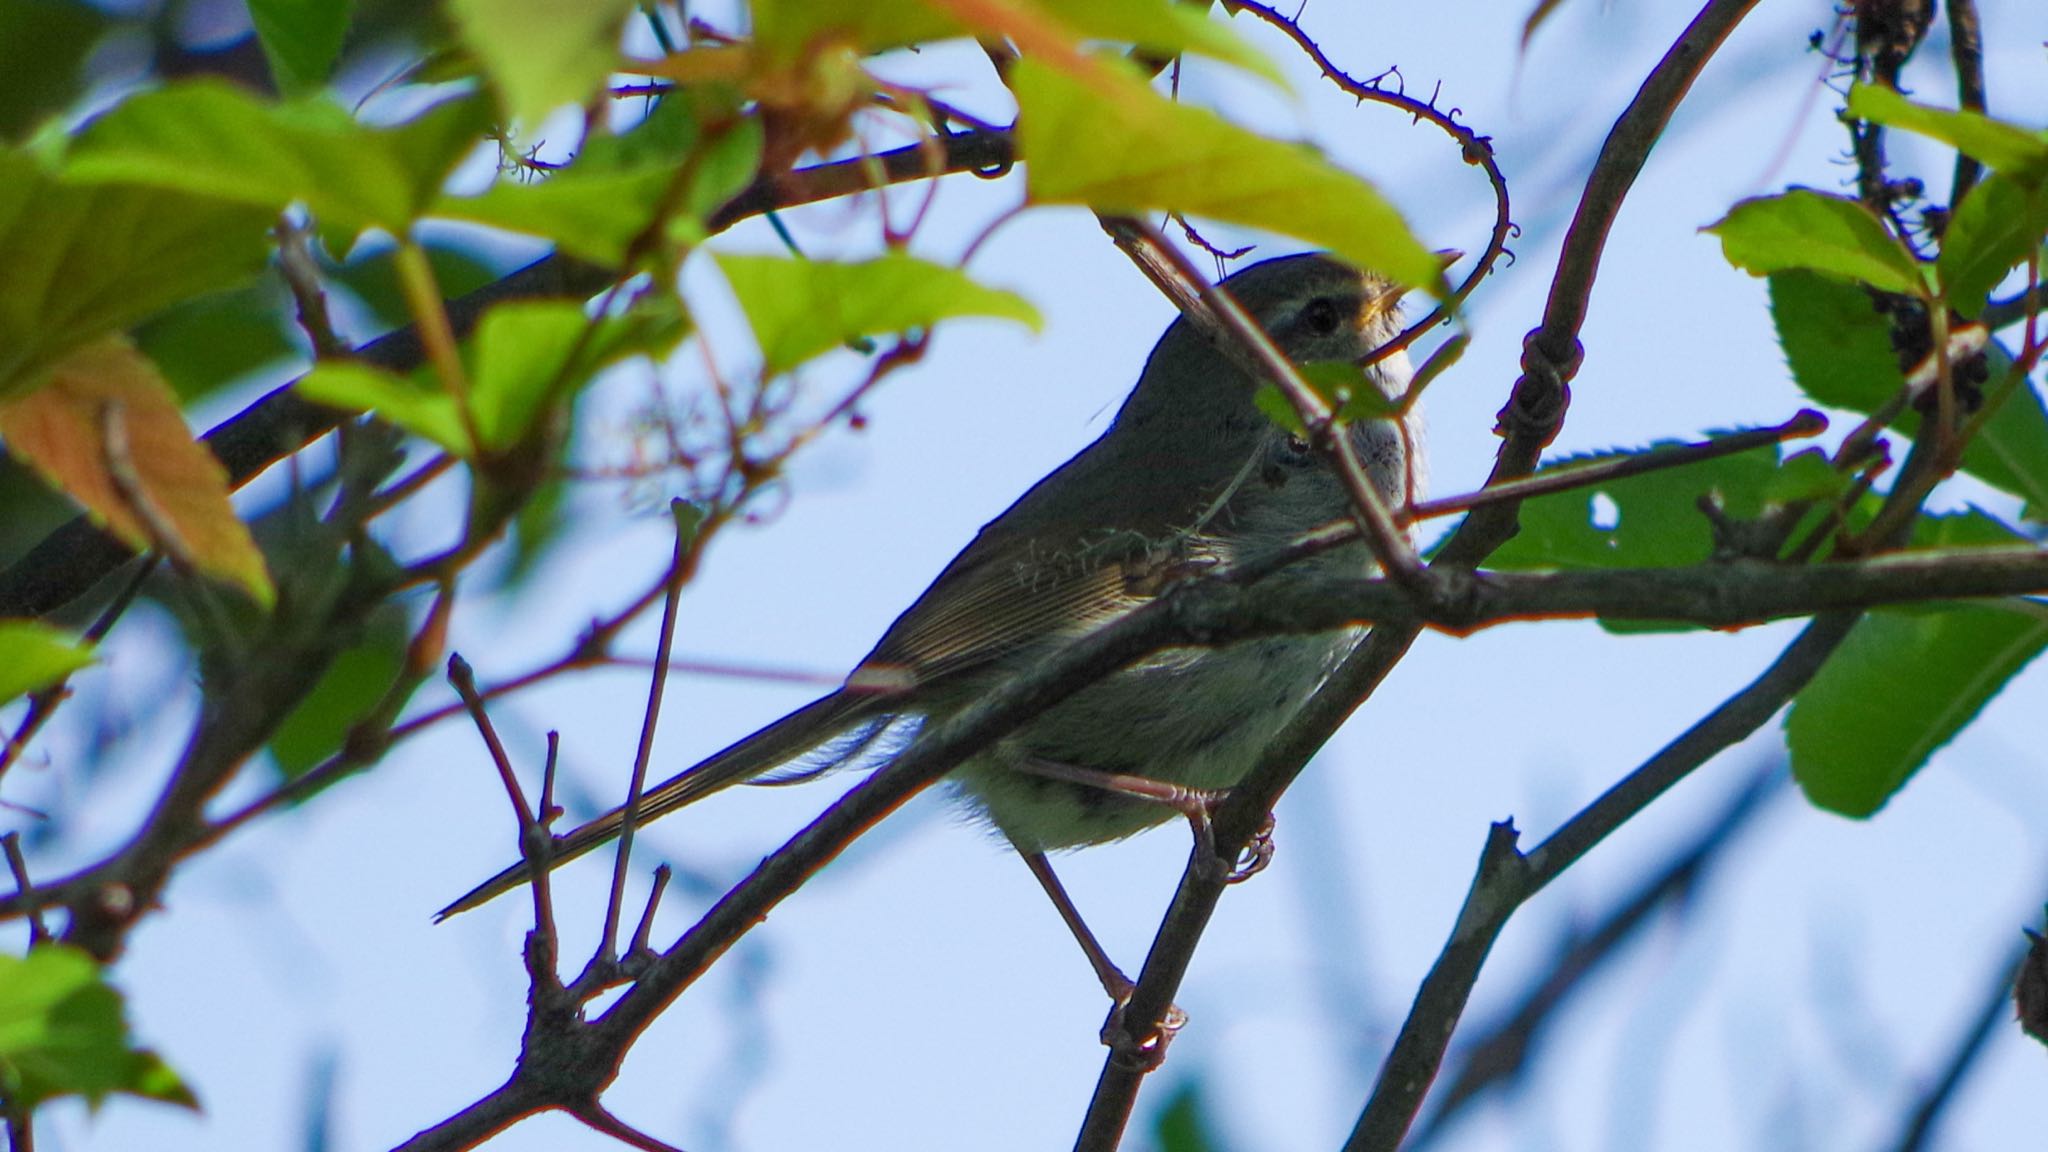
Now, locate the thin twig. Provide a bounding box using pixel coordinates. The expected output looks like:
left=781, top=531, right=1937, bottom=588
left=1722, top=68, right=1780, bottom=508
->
left=1944, top=0, right=1986, bottom=205
left=2, top=833, right=48, bottom=946
left=1411, top=765, right=1784, bottom=1145
left=1345, top=614, right=1856, bottom=1152
left=1228, top=0, right=1515, bottom=362
left=1886, top=930, right=2032, bottom=1152
left=588, top=502, right=701, bottom=978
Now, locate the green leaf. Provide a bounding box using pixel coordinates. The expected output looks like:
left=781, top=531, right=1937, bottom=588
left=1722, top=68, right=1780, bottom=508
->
left=1152, top=1081, right=1224, bottom=1152
left=746, top=0, right=1281, bottom=83
left=467, top=295, right=689, bottom=452
left=1049, top=0, right=1284, bottom=87
left=1767, top=270, right=1907, bottom=412
left=1960, top=339, right=2048, bottom=517
left=436, top=91, right=764, bottom=265
left=0, top=621, right=93, bottom=705
left=296, top=294, right=688, bottom=457
left=65, top=80, right=488, bottom=238
left=1252, top=385, right=1302, bottom=435
left=0, top=945, right=196, bottom=1110
left=1253, top=361, right=1401, bottom=435
left=1768, top=274, right=2048, bottom=514
left=0, top=149, right=272, bottom=402
left=248, top=0, right=355, bottom=95
left=715, top=252, right=1041, bottom=377
left=1846, top=84, right=2048, bottom=181
left=748, top=0, right=954, bottom=61
left=448, top=0, right=634, bottom=130
left=296, top=362, right=468, bottom=455
left=269, top=604, right=407, bottom=779
left=1763, top=447, right=1850, bottom=505
left=1481, top=440, right=1792, bottom=572
left=134, top=279, right=300, bottom=403
left=1010, top=55, right=1442, bottom=291
left=1939, top=171, right=2048, bottom=318
left=1788, top=602, right=2048, bottom=816
left=0, top=0, right=107, bottom=141
left=1911, top=505, right=2030, bottom=549
left=1707, top=189, right=1925, bottom=296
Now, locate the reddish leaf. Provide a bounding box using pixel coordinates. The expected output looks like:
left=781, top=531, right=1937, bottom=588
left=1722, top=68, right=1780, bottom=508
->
left=0, top=338, right=274, bottom=606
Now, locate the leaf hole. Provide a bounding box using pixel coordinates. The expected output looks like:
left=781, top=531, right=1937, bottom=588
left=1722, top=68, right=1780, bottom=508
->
left=1590, top=492, right=1620, bottom=532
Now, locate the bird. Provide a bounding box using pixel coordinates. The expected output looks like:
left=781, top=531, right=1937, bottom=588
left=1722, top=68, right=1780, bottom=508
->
left=440, top=251, right=1422, bottom=989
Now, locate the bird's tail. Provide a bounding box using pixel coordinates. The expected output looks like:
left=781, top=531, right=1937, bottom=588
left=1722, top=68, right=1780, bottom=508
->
left=435, top=690, right=871, bottom=920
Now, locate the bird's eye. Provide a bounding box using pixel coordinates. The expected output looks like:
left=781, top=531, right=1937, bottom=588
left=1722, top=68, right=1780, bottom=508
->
left=1301, top=297, right=1343, bottom=336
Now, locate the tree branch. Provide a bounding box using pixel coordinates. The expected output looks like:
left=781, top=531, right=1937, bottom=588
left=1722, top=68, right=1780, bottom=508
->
left=0, top=127, right=1015, bottom=621
left=1344, top=611, right=1857, bottom=1152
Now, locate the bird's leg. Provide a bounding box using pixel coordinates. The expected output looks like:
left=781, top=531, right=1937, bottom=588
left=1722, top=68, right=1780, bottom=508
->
left=1016, top=758, right=1275, bottom=883
left=1008, top=839, right=1188, bottom=1068
left=1013, top=845, right=1134, bottom=1002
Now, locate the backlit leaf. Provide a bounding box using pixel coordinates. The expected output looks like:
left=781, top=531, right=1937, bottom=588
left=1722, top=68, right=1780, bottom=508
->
left=1938, top=171, right=2048, bottom=318
left=716, top=252, right=1040, bottom=377
left=0, top=149, right=270, bottom=401
left=1846, top=84, right=2048, bottom=180
left=65, top=80, right=487, bottom=238
left=0, top=945, right=196, bottom=1110
left=0, top=337, right=274, bottom=605
left=248, top=0, right=354, bottom=95
left=1011, top=56, right=1440, bottom=290
left=1708, top=190, right=1924, bottom=296
left=449, top=0, right=635, bottom=130
left=0, top=621, right=93, bottom=706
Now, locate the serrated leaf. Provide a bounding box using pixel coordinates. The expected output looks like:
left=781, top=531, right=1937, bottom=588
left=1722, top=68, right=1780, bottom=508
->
left=1010, top=55, right=1441, bottom=291
left=1939, top=171, right=2048, bottom=318
left=0, top=337, right=274, bottom=605
left=295, top=361, right=468, bottom=455
left=715, top=252, right=1040, bottom=377
left=436, top=91, right=764, bottom=265
left=0, top=945, right=197, bottom=1110
left=0, top=621, right=93, bottom=705
left=1788, top=603, right=2048, bottom=816
left=65, top=80, right=488, bottom=238
left=0, top=0, right=107, bottom=140
left=1767, top=270, right=1907, bottom=411
left=0, top=149, right=272, bottom=402
left=1764, top=447, right=1849, bottom=504
left=467, top=296, right=689, bottom=452
left=1911, top=506, right=2029, bottom=548
left=1846, top=84, right=2048, bottom=181
left=1707, top=189, right=1924, bottom=296
left=448, top=0, right=634, bottom=130
left=248, top=0, right=354, bottom=95
left=1481, top=440, right=1790, bottom=572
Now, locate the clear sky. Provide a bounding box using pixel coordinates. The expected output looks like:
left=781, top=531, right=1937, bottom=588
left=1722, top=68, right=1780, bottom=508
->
left=19, top=2, right=2048, bottom=1150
